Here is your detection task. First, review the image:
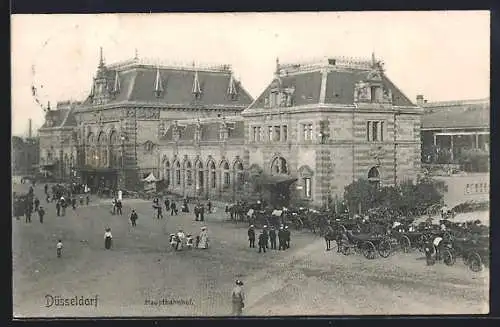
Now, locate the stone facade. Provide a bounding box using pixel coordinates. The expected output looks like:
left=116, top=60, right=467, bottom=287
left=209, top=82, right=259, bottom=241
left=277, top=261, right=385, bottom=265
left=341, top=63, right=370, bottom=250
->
left=162, top=55, right=422, bottom=207
left=39, top=52, right=421, bottom=207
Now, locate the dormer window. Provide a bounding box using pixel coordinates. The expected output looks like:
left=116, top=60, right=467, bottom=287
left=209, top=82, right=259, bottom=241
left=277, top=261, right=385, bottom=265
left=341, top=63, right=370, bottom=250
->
left=227, top=73, right=238, bottom=100
left=153, top=66, right=164, bottom=98
left=192, top=71, right=202, bottom=99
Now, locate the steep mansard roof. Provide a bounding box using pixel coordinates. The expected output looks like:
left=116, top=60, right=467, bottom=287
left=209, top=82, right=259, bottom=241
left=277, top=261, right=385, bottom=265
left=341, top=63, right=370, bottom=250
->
left=82, top=61, right=253, bottom=109
left=248, top=60, right=414, bottom=110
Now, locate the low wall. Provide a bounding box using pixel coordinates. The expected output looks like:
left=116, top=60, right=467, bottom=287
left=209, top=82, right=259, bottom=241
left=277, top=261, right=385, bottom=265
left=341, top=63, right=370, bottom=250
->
left=434, top=173, right=489, bottom=207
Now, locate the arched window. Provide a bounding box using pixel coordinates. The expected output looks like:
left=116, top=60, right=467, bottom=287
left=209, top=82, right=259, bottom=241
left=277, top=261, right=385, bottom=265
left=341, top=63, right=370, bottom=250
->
left=271, top=157, right=288, bottom=175
left=208, top=160, right=216, bottom=188
left=175, top=161, right=181, bottom=185
left=196, top=161, right=204, bottom=190
left=109, top=131, right=118, bottom=167
left=164, top=160, right=170, bottom=186
left=185, top=160, right=193, bottom=186
left=222, top=161, right=230, bottom=187
left=234, top=161, right=244, bottom=190
left=368, top=166, right=380, bottom=187
left=97, top=132, right=107, bottom=167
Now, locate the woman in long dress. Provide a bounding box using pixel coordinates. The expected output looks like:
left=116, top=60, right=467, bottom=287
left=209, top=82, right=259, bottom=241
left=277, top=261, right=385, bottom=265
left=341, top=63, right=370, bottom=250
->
left=104, top=228, right=113, bottom=249
left=198, top=227, right=209, bottom=249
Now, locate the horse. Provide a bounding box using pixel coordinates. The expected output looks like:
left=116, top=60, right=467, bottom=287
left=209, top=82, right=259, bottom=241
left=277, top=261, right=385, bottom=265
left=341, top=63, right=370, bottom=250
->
left=320, top=224, right=342, bottom=252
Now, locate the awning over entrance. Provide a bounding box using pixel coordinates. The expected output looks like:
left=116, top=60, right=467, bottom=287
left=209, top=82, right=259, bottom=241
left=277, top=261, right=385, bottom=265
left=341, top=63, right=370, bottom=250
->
left=262, top=175, right=298, bottom=187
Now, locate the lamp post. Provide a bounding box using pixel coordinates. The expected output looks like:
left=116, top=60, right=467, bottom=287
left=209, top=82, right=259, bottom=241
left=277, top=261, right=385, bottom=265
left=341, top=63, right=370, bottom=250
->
left=120, top=135, right=126, bottom=189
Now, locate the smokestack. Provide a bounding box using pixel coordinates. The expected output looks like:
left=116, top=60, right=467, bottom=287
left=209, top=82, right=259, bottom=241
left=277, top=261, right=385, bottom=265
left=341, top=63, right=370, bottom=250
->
left=416, top=94, right=424, bottom=106
left=28, top=118, right=32, bottom=139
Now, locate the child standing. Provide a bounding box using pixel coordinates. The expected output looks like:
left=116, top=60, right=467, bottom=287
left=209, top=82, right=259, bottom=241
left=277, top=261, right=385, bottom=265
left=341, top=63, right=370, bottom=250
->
left=56, top=240, right=63, bottom=258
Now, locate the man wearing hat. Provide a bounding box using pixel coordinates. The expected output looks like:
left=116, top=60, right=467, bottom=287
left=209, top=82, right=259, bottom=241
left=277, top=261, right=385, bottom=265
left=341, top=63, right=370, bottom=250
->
left=130, top=209, right=138, bottom=227
left=38, top=206, right=45, bottom=224
left=258, top=230, right=267, bottom=253
left=231, top=280, right=245, bottom=316
left=278, top=226, right=286, bottom=251
left=247, top=225, right=256, bottom=248
left=262, top=225, right=269, bottom=249
left=269, top=226, right=277, bottom=250
left=284, top=226, right=291, bottom=249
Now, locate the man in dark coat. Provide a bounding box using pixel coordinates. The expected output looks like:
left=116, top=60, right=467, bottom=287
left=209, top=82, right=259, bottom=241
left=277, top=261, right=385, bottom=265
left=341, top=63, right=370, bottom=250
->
left=130, top=209, right=138, bottom=227
left=44, top=184, right=48, bottom=195
left=164, top=198, right=170, bottom=214
left=247, top=225, right=256, bottom=248
left=269, top=227, right=277, bottom=250
left=56, top=200, right=61, bottom=216
left=170, top=202, right=177, bottom=215
left=278, top=227, right=286, bottom=250
left=207, top=200, right=212, bottom=214
left=157, top=204, right=163, bottom=219
left=25, top=204, right=32, bottom=223
left=262, top=225, right=269, bottom=249
left=71, top=197, right=77, bottom=210
left=200, top=205, right=205, bottom=222
left=38, top=206, right=45, bottom=223
left=284, top=226, right=291, bottom=249
left=34, top=197, right=40, bottom=212
left=194, top=204, right=200, bottom=221
left=258, top=231, right=266, bottom=253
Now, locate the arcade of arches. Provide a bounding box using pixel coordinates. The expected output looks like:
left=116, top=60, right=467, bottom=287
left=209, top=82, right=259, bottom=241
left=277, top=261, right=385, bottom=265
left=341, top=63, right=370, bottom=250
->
left=161, top=156, right=245, bottom=199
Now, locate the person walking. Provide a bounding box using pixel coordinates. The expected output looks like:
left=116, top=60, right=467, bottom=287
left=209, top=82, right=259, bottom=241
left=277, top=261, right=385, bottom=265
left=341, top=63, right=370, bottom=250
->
left=130, top=209, right=138, bottom=227
left=258, top=231, right=266, bottom=253
left=284, top=226, right=291, bottom=249
left=200, top=205, right=205, bottom=222
left=164, top=198, right=170, bottom=214
left=34, top=197, right=40, bottom=212
left=56, top=200, right=61, bottom=217
left=269, top=227, right=277, bottom=250
left=207, top=200, right=212, bottom=214
left=71, top=197, right=77, bottom=210
left=56, top=240, right=63, bottom=258
left=104, top=228, right=113, bottom=250
left=231, top=280, right=245, bottom=316
left=262, top=226, right=269, bottom=249
left=198, top=227, right=209, bottom=249
left=247, top=225, right=256, bottom=248
left=157, top=204, right=163, bottom=219
left=278, top=226, right=286, bottom=250
left=38, top=206, right=45, bottom=224
left=170, top=202, right=177, bottom=215
left=194, top=204, right=200, bottom=221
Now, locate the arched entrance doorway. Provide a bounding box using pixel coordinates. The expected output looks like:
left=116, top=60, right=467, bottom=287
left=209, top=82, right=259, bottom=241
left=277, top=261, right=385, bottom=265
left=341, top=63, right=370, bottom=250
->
left=266, top=156, right=296, bottom=207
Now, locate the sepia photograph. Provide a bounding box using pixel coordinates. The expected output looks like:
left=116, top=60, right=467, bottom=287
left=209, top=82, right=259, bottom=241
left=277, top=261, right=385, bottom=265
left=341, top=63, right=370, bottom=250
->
left=11, top=11, right=490, bottom=317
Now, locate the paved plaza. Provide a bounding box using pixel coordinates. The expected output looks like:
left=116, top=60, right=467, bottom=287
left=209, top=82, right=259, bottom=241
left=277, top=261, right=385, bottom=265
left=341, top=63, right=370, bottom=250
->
left=13, top=184, right=489, bottom=317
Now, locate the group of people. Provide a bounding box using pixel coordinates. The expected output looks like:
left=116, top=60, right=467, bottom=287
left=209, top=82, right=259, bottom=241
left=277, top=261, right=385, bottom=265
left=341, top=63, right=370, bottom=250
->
left=169, top=226, right=209, bottom=251
left=247, top=224, right=291, bottom=253
left=152, top=197, right=213, bottom=222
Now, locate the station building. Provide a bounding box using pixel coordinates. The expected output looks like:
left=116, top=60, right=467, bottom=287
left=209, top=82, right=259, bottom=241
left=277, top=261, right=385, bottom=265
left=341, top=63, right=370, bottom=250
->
left=39, top=50, right=422, bottom=207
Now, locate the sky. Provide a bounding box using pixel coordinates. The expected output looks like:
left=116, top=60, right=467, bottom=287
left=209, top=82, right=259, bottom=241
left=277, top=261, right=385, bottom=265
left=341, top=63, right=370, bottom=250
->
left=11, top=11, right=490, bottom=137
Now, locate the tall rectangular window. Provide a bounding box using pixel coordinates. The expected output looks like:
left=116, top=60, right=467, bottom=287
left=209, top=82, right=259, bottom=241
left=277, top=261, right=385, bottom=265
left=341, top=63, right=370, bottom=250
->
left=366, top=122, right=371, bottom=141
left=211, top=171, right=216, bottom=188
left=372, top=122, right=379, bottom=141
left=380, top=121, right=384, bottom=141
left=283, top=125, right=288, bottom=142
left=274, top=126, right=280, bottom=142
left=308, top=124, right=313, bottom=140
left=258, top=127, right=262, bottom=141
left=252, top=127, right=257, bottom=142
left=304, top=178, right=311, bottom=198
left=224, top=172, right=230, bottom=186
left=268, top=126, right=273, bottom=141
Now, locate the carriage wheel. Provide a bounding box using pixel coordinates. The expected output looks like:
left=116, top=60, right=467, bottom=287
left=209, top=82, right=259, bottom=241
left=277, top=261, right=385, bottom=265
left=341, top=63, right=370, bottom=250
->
left=362, top=241, right=376, bottom=259
left=378, top=239, right=392, bottom=258
left=443, top=249, right=456, bottom=266
left=399, top=236, right=411, bottom=253
left=468, top=252, right=483, bottom=272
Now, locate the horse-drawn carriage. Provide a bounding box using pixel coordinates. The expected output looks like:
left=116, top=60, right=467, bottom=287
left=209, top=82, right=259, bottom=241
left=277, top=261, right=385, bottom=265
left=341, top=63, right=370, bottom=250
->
left=441, top=225, right=489, bottom=272
left=339, top=229, right=393, bottom=259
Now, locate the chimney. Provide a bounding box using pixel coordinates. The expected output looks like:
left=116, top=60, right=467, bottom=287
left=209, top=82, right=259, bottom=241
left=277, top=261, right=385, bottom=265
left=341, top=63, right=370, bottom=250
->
left=416, top=94, right=424, bottom=106
left=28, top=118, right=32, bottom=139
